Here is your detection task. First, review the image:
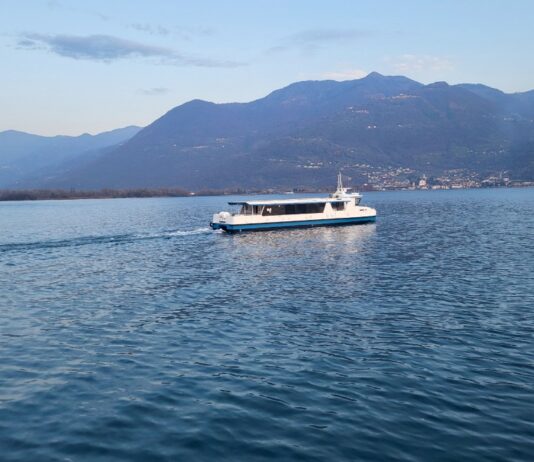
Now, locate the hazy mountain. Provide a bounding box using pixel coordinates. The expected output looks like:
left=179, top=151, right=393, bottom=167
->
left=0, top=126, right=141, bottom=187
left=12, top=73, right=534, bottom=190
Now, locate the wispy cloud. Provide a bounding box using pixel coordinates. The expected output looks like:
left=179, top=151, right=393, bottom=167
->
left=129, top=23, right=170, bottom=37
left=268, top=28, right=371, bottom=54
left=18, top=33, right=170, bottom=60
left=138, top=87, right=171, bottom=96
left=45, top=1, right=110, bottom=21
left=322, top=69, right=368, bottom=80
left=388, top=54, right=454, bottom=73
left=129, top=23, right=215, bottom=40
left=17, top=33, right=245, bottom=68
left=46, top=0, right=62, bottom=9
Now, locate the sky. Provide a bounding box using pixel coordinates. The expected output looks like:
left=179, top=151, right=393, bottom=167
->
left=1, top=0, right=534, bottom=136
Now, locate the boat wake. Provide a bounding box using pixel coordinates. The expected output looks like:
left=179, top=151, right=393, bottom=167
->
left=0, top=227, right=211, bottom=254
left=160, top=227, right=211, bottom=237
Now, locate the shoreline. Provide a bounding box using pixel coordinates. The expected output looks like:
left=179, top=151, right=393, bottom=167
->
left=1, top=184, right=533, bottom=202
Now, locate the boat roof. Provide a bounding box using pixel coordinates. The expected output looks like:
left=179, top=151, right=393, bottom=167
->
left=228, top=196, right=357, bottom=206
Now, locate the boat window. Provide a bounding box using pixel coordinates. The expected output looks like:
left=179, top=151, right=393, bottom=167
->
left=262, top=205, right=285, bottom=215
left=354, top=197, right=361, bottom=205
left=240, top=204, right=253, bottom=215
left=262, top=203, right=325, bottom=215
left=331, top=202, right=345, bottom=211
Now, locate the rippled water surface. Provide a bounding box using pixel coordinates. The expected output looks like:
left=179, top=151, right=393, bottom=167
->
left=1, top=189, right=534, bottom=461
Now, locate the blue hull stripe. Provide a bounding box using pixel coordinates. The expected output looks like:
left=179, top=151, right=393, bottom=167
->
left=215, top=216, right=376, bottom=233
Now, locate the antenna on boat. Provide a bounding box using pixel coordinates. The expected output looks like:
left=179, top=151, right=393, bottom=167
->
left=337, top=171, right=343, bottom=191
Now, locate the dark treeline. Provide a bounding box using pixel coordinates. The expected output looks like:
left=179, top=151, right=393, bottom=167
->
left=0, top=188, right=191, bottom=201
left=0, top=186, right=377, bottom=202
left=0, top=187, right=294, bottom=201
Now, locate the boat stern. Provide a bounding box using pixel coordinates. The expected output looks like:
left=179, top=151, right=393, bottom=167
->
left=210, top=211, right=231, bottom=230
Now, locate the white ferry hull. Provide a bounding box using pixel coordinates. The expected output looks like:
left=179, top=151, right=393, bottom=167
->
left=210, top=214, right=376, bottom=233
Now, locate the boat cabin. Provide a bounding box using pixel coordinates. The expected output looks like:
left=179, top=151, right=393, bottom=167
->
left=228, top=196, right=361, bottom=217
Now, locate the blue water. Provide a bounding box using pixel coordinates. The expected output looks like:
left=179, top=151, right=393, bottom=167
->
left=1, top=189, right=534, bottom=461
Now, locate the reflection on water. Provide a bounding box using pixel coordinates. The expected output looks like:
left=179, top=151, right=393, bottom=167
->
left=226, top=222, right=376, bottom=256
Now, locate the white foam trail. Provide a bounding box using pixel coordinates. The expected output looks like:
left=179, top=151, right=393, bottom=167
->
left=164, top=227, right=211, bottom=237
left=131, top=227, right=211, bottom=241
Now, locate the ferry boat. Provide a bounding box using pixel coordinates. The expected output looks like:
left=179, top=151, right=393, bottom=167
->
left=210, top=174, right=376, bottom=233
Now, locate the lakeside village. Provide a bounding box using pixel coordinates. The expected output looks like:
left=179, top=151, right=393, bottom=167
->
left=300, top=162, right=534, bottom=191
left=364, top=166, right=534, bottom=191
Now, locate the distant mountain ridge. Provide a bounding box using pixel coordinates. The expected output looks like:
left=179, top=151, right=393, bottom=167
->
left=0, top=126, right=141, bottom=187
left=4, top=73, right=534, bottom=190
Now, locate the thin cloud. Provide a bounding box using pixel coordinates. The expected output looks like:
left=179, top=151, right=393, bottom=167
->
left=268, top=28, right=371, bottom=53
left=17, top=33, right=245, bottom=68
left=45, top=1, right=110, bottom=21
left=130, top=23, right=170, bottom=37
left=129, top=23, right=215, bottom=40
left=46, top=0, right=62, bottom=9
left=389, top=54, right=454, bottom=73
left=19, top=33, right=170, bottom=60
left=17, top=38, right=39, bottom=48
left=138, top=87, right=171, bottom=95
left=323, top=69, right=368, bottom=80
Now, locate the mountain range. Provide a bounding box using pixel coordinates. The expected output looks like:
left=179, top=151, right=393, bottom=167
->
left=0, top=126, right=141, bottom=188
left=2, top=72, right=534, bottom=191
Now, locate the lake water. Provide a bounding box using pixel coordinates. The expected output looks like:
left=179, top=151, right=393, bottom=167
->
left=1, top=188, right=534, bottom=461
